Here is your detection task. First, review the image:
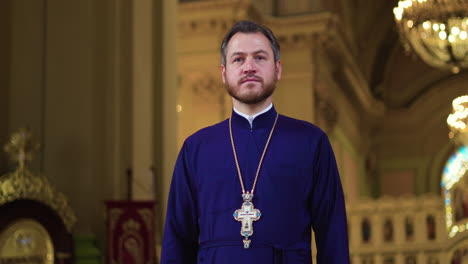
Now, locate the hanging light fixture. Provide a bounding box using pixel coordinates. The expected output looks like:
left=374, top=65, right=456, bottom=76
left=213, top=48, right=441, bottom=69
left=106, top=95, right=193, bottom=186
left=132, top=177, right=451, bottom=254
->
left=447, top=95, right=468, bottom=145
left=393, top=0, right=468, bottom=73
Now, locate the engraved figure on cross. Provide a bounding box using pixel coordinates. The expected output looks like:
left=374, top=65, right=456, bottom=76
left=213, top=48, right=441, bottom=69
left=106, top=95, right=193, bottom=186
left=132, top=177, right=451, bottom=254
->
left=233, top=200, right=261, bottom=249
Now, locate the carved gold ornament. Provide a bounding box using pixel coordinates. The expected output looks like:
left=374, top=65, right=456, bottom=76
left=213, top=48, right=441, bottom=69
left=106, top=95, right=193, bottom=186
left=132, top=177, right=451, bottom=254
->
left=0, top=128, right=76, bottom=232
left=0, top=219, right=54, bottom=264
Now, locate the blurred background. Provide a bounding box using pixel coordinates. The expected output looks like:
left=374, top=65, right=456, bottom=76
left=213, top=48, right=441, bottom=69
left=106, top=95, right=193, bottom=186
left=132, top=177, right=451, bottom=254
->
left=1, top=0, right=468, bottom=263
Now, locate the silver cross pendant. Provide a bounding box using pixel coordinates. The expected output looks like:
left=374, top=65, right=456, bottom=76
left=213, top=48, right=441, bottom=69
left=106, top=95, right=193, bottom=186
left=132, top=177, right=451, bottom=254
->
left=233, top=197, right=261, bottom=249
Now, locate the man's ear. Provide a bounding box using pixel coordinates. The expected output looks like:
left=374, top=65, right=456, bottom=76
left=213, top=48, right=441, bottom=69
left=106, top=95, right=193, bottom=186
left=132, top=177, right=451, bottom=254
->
left=221, top=64, right=226, bottom=84
left=275, top=60, right=282, bottom=81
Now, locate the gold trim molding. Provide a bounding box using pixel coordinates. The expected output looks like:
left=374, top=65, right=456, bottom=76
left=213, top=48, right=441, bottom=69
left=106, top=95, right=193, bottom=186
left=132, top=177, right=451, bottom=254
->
left=0, top=128, right=76, bottom=232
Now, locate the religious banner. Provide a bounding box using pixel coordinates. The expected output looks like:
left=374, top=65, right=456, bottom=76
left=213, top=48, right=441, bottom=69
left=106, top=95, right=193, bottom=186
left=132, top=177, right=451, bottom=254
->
left=105, top=201, right=155, bottom=264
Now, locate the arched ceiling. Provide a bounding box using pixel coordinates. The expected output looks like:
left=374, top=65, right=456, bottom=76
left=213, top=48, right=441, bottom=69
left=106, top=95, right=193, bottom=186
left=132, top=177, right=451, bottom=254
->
left=324, top=0, right=465, bottom=109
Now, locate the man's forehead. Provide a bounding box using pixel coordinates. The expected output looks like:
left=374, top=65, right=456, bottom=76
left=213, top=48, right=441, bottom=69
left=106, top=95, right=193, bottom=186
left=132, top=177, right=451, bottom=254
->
left=226, top=32, right=272, bottom=54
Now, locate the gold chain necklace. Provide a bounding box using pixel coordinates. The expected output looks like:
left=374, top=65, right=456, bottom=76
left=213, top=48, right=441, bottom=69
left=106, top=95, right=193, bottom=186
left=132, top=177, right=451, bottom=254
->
left=229, top=112, right=279, bottom=249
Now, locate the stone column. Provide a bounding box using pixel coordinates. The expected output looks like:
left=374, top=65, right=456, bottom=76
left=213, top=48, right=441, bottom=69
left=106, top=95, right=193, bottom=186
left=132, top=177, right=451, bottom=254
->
left=372, top=213, right=383, bottom=264
left=394, top=213, right=405, bottom=245
left=349, top=214, right=360, bottom=250
left=372, top=213, right=382, bottom=247
left=395, top=253, right=404, bottom=264
left=154, top=0, right=178, bottom=257
left=131, top=0, right=155, bottom=200
left=415, top=210, right=426, bottom=243
left=436, top=210, right=446, bottom=243
left=417, top=252, right=426, bottom=264
left=394, top=213, right=404, bottom=264
left=374, top=254, right=383, bottom=264
left=351, top=255, right=360, bottom=264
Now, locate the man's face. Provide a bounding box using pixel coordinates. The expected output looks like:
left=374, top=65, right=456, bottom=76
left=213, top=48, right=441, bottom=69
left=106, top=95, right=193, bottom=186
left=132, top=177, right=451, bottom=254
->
left=221, top=32, right=282, bottom=105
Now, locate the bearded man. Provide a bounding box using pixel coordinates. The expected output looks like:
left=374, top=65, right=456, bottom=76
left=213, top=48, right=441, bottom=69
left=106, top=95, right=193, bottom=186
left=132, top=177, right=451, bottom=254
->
left=161, top=20, right=350, bottom=264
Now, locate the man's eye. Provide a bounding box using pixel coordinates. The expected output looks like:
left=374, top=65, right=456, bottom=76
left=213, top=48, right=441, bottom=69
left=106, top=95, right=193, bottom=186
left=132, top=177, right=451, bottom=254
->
left=256, top=56, right=265, bottom=60
left=233, top=57, right=243, bottom=63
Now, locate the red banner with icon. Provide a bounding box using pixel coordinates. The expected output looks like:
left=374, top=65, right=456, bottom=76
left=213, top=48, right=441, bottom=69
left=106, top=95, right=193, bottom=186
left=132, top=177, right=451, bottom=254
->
left=105, top=201, right=156, bottom=264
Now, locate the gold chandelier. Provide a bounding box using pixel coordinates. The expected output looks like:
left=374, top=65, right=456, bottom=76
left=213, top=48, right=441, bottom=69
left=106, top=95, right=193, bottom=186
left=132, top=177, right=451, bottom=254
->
left=393, top=0, right=468, bottom=73
left=447, top=95, right=468, bottom=145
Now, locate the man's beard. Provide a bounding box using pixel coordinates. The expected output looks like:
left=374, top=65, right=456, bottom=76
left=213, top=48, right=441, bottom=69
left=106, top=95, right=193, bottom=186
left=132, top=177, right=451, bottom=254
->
left=224, top=73, right=277, bottom=105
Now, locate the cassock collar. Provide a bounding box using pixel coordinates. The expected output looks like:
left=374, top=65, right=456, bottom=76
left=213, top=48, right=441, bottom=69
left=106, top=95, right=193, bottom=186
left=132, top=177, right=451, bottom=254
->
left=231, top=104, right=278, bottom=130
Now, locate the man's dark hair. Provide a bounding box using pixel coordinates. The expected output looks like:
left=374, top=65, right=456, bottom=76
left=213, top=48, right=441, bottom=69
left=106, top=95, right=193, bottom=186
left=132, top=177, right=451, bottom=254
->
left=220, top=20, right=281, bottom=65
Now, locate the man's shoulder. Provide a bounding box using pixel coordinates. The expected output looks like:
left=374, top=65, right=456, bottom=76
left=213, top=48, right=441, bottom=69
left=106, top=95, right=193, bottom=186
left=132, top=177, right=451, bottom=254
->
left=279, top=114, right=326, bottom=138
left=184, top=119, right=228, bottom=145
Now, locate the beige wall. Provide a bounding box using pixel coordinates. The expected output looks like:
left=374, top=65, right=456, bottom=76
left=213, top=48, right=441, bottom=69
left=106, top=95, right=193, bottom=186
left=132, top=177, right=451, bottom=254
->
left=381, top=170, right=415, bottom=196
left=42, top=0, right=115, bottom=243
left=274, top=48, right=314, bottom=122
left=1, top=0, right=135, bottom=247
left=1, top=0, right=178, bottom=252
left=375, top=74, right=468, bottom=196
left=7, top=0, right=45, bottom=172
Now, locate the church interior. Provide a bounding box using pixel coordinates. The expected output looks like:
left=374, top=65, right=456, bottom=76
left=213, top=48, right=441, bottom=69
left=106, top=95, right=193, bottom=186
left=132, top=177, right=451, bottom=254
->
left=1, top=0, right=468, bottom=263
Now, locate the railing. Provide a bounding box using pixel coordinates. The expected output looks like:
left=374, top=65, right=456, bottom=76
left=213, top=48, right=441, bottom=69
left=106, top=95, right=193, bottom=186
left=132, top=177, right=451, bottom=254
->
left=345, top=195, right=448, bottom=264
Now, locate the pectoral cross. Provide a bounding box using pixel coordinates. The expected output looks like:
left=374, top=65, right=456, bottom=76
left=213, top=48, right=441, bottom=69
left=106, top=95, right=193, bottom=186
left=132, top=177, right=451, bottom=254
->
left=233, top=199, right=261, bottom=249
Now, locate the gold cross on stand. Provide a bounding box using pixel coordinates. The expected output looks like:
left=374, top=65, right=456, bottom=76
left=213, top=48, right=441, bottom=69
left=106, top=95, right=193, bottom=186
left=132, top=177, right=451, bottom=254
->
left=4, top=127, right=40, bottom=170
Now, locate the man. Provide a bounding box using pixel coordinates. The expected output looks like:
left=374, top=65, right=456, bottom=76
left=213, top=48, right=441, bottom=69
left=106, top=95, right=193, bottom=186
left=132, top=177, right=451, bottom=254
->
left=161, top=20, right=349, bottom=263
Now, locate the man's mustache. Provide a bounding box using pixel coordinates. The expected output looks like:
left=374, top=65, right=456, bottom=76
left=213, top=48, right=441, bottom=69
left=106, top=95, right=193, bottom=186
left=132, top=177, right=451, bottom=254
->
left=239, top=75, right=263, bottom=84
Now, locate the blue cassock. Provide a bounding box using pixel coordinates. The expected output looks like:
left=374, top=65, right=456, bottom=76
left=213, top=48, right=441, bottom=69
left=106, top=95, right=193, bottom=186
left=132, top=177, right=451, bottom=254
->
left=161, top=106, right=350, bottom=264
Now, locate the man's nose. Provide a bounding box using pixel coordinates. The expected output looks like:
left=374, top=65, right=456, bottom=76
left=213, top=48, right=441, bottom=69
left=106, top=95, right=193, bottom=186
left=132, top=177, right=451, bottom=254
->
left=243, top=58, right=256, bottom=74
